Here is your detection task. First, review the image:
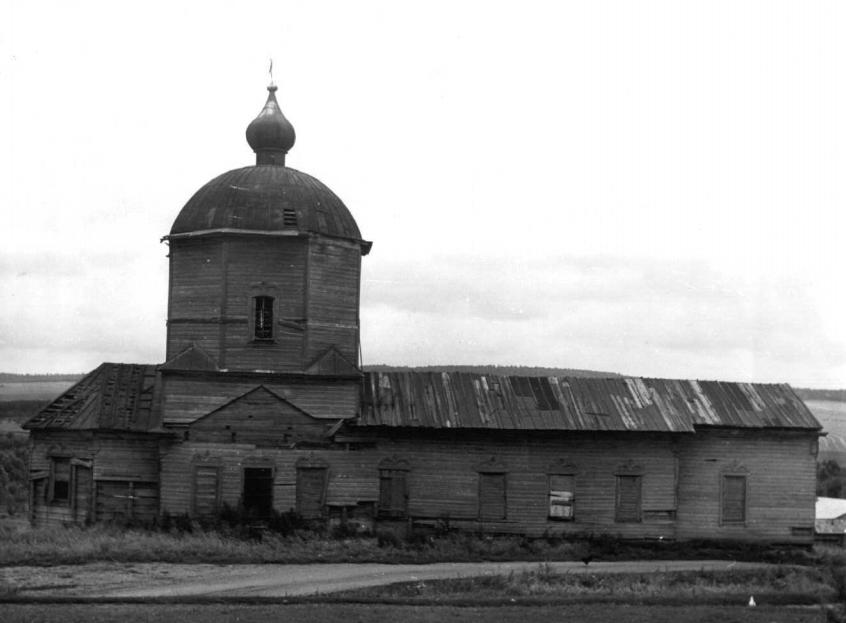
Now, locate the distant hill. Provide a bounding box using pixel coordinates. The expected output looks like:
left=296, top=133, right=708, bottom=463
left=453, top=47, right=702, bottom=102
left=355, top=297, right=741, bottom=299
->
left=363, top=364, right=621, bottom=378
left=0, top=373, right=84, bottom=383
left=795, top=388, right=846, bottom=402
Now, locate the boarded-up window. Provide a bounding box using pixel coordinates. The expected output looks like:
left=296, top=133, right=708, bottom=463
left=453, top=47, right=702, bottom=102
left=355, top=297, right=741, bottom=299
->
left=254, top=296, right=274, bottom=340
left=50, top=458, right=70, bottom=504
left=243, top=467, right=274, bottom=518
left=615, top=475, right=642, bottom=523
left=479, top=473, right=506, bottom=520
left=722, top=475, right=747, bottom=524
left=95, top=480, right=158, bottom=523
left=193, top=465, right=220, bottom=517
left=379, top=469, right=408, bottom=517
left=549, top=474, right=575, bottom=521
left=296, top=467, right=327, bottom=519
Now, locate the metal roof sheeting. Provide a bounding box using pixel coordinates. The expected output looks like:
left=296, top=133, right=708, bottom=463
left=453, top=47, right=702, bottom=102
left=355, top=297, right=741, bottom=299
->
left=24, top=363, right=158, bottom=432
left=359, top=372, right=821, bottom=432
left=170, top=166, right=364, bottom=241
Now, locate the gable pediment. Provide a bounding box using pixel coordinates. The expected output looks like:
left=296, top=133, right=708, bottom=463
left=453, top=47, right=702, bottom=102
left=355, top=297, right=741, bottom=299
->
left=306, top=346, right=360, bottom=376
left=188, top=386, right=329, bottom=446
left=159, top=343, right=219, bottom=372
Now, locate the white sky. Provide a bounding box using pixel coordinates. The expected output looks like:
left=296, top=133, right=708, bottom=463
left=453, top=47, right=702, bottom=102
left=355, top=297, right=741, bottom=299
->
left=1, top=0, right=844, bottom=387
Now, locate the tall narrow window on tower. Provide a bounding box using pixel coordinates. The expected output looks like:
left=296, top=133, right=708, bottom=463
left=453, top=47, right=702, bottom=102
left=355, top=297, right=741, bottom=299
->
left=253, top=296, right=274, bottom=340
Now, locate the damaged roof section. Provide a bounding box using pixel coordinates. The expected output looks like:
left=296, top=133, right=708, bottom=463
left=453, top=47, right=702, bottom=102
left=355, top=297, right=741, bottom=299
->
left=359, top=372, right=821, bottom=432
left=24, top=363, right=159, bottom=432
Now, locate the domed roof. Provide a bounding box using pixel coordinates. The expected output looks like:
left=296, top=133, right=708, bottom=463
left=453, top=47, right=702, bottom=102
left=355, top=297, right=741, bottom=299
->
left=170, top=165, right=363, bottom=241
left=168, top=84, right=369, bottom=252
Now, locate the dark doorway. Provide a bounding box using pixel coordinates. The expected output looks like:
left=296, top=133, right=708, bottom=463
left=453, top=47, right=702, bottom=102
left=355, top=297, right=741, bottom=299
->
left=242, top=467, right=274, bottom=518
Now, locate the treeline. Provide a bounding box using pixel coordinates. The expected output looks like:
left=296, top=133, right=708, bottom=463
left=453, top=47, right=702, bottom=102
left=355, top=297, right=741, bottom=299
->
left=795, top=388, right=846, bottom=402
left=363, top=364, right=620, bottom=378
left=0, top=434, right=27, bottom=514
left=819, top=460, right=846, bottom=498
left=0, top=373, right=84, bottom=383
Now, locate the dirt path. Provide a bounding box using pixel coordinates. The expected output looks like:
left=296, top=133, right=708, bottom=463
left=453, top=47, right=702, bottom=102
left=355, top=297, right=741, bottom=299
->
left=0, top=560, right=769, bottom=599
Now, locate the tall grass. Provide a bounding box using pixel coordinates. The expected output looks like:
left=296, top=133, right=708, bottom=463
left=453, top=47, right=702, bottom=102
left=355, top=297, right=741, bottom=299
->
left=337, top=563, right=834, bottom=605
left=0, top=517, right=820, bottom=567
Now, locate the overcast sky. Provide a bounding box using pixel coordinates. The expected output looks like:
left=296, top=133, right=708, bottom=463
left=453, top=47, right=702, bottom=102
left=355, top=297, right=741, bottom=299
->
left=2, top=1, right=844, bottom=387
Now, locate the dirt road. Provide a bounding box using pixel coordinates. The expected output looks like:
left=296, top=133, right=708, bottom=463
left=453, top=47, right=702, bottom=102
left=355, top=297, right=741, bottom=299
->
left=0, top=560, right=767, bottom=599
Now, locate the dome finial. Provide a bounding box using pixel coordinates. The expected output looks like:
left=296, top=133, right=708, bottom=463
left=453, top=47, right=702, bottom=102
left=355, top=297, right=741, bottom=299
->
left=246, top=70, right=296, bottom=166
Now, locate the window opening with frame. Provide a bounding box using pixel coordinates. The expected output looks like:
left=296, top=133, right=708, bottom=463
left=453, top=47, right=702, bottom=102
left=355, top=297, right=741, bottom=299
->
left=253, top=295, right=274, bottom=341
left=193, top=465, right=221, bottom=517
left=548, top=474, right=575, bottom=521
left=50, top=458, right=70, bottom=505
left=378, top=469, right=408, bottom=518
left=479, top=472, right=507, bottom=521
left=296, top=467, right=327, bottom=519
left=721, top=474, right=747, bottom=524
left=615, top=475, right=642, bottom=523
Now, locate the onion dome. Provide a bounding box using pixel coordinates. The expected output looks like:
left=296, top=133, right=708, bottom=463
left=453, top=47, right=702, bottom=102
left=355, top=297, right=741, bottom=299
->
left=167, top=84, right=370, bottom=254
left=246, top=85, right=296, bottom=166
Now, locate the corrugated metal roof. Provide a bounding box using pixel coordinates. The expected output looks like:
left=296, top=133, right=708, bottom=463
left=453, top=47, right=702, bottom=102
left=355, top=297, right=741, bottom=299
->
left=24, top=363, right=159, bottom=432
left=358, top=372, right=821, bottom=432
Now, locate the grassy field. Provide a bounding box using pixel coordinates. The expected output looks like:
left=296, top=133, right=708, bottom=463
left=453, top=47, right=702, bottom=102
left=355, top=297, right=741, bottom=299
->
left=0, top=603, right=831, bottom=623
left=0, top=382, right=73, bottom=402
left=330, top=564, right=832, bottom=606
left=0, top=518, right=816, bottom=566
left=809, top=400, right=846, bottom=437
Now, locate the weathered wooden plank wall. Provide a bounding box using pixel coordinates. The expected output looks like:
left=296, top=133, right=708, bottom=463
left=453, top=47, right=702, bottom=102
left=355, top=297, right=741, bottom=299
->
left=166, top=236, right=361, bottom=374
left=676, top=429, right=816, bottom=541
left=29, top=431, right=161, bottom=526
left=160, top=376, right=359, bottom=425
left=159, top=428, right=815, bottom=541
left=305, top=239, right=361, bottom=364
left=166, top=237, right=309, bottom=370
left=159, top=431, right=678, bottom=538
left=189, top=387, right=333, bottom=445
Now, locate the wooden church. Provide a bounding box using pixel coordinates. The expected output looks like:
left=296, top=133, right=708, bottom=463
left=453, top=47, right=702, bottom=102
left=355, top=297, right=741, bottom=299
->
left=25, top=84, right=822, bottom=542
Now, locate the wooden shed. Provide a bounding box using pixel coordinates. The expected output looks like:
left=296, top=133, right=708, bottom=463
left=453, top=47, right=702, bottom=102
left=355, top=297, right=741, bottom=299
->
left=24, top=363, right=168, bottom=526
